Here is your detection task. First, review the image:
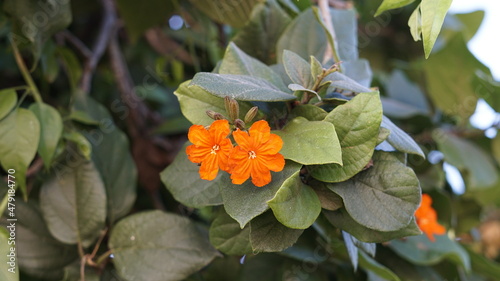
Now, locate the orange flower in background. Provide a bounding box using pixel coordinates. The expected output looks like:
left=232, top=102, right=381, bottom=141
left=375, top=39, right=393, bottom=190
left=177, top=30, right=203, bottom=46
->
left=186, top=120, right=233, bottom=180
left=415, top=194, right=446, bottom=241
left=229, top=120, right=285, bottom=187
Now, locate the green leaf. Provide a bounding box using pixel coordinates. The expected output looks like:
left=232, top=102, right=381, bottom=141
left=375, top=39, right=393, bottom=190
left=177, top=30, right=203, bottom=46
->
left=174, top=81, right=260, bottom=126
left=29, top=103, right=63, bottom=168
left=283, top=50, right=314, bottom=89
left=493, top=134, right=500, bottom=166
left=220, top=161, right=302, bottom=228
left=408, top=5, right=422, bottom=41
left=381, top=116, right=425, bottom=158
left=389, top=235, right=471, bottom=271
left=250, top=211, right=303, bottom=252
left=277, top=8, right=358, bottom=63
left=375, top=0, right=416, bottom=16
left=309, top=92, right=382, bottom=182
left=288, top=84, right=320, bottom=99
left=0, top=228, right=19, bottom=281
left=433, top=129, right=498, bottom=189
left=40, top=160, right=106, bottom=247
left=359, top=251, right=401, bottom=281
left=324, top=71, right=372, bottom=94
left=310, top=56, right=323, bottom=80
left=220, top=42, right=288, bottom=91
left=0, top=108, right=40, bottom=197
left=327, top=152, right=421, bottom=232
left=190, top=73, right=296, bottom=102
left=232, top=0, right=292, bottom=64
left=268, top=170, right=321, bottom=229
left=274, top=117, right=341, bottom=165
left=209, top=210, right=252, bottom=255
left=324, top=208, right=421, bottom=243
left=109, top=210, right=218, bottom=281
left=62, top=130, right=92, bottom=160
left=190, top=0, right=260, bottom=28
left=57, top=47, right=82, bottom=90
left=62, top=261, right=100, bottom=281
left=161, top=142, right=223, bottom=208
left=40, top=40, right=60, bottom=83
left=1, top=201, right=78, bottom=280
left=290, top=104, right=328, bottom=121
left=473, top=70, right=500, bottom=112
left=115, top=0, right=177, bottom=42
left=311, top=182, right=343, bottom=211
left=0, top=89, right=17, bottom=120
left=84, top=131, right=137, bottom=223
left=424, top=34, right=489, bottom=121
left=68, top=110, right=100, bottom=125
left=455, top=11, right=485, bottom=42
left=420, top=0, right=453, bottom=58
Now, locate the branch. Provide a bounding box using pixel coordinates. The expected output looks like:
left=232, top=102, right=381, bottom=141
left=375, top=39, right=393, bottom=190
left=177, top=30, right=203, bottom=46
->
left=79, top=0, right=117, bottom=93
left=144, top=28, right=194, bottom=65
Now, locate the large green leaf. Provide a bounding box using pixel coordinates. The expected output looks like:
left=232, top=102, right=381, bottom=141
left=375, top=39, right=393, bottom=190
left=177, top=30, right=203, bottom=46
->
left=423, top=35, right=486, bottom=120
left=209, top=210, right=252, bottom=255
left=268, top=170, right=321, bottom=229
left=327, top=152, right=421, bottom=232
left=174, top=81, right=260, bottom=126
left=274, top=117, right=342, bottom=165
left=190, top=0, right=260, bottom=28
left=161, top=143, right=223, bottom=208
left=109, top=210, right=218, bottom=281
left=220, top=161, right=302, bottom=228
left=232, top=0, right=292, bottom=64
left=433, top=129, right=498, bottom=189
left=85, top=129, right=137, bottom=223
left=0, top=108, right=40, bottom=197
left=250, top=211, right=304, bottom=252
left=324, top=208, right=421, bottom=243
left=276, top=8, right=357, bottom=63
left=0, top=201, right=77, bottom=280
left=473, top=70, right=500, bottom=112
left=283, top=50, right=314, bottom=89
left=0, top=228, right=19, bottom=281
left=309, top=92, right=382, bottom=182
left=375, top=0, right=416, bottom=16
left=324, top=71, right=372, bottom=94
left=116, top=0, right=176, bottom=41
left=455, top=11, right=485, bottom=42
left=381, top=116, right=425, bottom=158
left=29, top=103, right=63, bottom=168
left=190, top=73, right=296, bottom=101
left=0, top=89, right=17, bottom=120
left=420, top=0, right=453, bottom=58
left=389, top=235, right=471, bottom=271
left=220, top=42, right=288, bottom=91
left=40, top=160, right=106, bottom=247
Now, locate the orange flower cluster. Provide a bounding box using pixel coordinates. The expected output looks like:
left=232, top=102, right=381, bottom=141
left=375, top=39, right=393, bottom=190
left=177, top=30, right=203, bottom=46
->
left=415, top=194, right=446, bottom=241
left=186, top=119, right=285, bottom=187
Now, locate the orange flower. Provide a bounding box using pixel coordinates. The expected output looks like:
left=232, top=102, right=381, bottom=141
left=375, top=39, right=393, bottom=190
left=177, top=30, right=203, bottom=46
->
left=186, top=120, right=233, bottom=180
left=415, top=194, right=446, bottom=241
left=229, top=120, right=285, bottom=187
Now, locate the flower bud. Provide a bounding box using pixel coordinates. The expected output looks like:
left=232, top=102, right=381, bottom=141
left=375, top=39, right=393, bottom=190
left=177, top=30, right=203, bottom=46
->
left=234, top=119, right=246, bottom=130
left=224, top=96, right=231, bottom=118
left=244, top=106, right=259, bottom=124
left=206, top=110, right=225, bottom=120
left=227, top=97, right=239, bottom=121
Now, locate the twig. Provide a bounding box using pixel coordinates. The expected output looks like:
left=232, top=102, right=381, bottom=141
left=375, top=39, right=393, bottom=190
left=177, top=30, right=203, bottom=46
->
left=10, top=39, right=43, bottom=103
left=59, top=31, right=92, bottom=60
left=145, top=28, right=194, bottom=65
left=79, top=0, right=117, bottom=93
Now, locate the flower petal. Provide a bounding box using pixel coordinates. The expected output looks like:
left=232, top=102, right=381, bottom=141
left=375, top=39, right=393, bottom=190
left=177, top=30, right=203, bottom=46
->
left=258, top=153, right=285, bottom=172
left=233, top=128, right=253, bottom=150
left=210, top=119, right=231, bottom=143
left=258, top=134, right=283, bottom=155
left=217, top=138, right=233, bottom=172
left=188, top=125, right=212, bottom=146
left=249, top=120, right=271, bottom=145
left=250, top=160, right=272, bottom=187
left=186, top=144, right=210, bottom=163
left=199, top=154, right=219, bottom=180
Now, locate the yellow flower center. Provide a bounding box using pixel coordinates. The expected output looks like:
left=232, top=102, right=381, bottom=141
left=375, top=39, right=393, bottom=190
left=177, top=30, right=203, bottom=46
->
left=248, top=151, right=257, bottom=159
left=210, top=145, right=220, bottom=155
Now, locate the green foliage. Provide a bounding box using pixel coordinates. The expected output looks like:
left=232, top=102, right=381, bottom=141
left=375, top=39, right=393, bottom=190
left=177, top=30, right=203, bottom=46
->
left=29, top=102, right=63, bottom=168
left=109, top=210, right=219, bottom=281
